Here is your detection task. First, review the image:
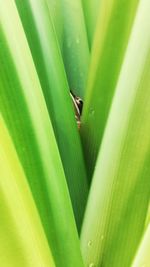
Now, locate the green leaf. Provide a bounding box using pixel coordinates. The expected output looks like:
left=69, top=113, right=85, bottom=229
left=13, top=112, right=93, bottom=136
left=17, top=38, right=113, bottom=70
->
left=81, top=0, right=100, bottom=47
left=59, top=0, right=90, bottom=98
left=132, top=223, right=150, bottom=267
left=0, top=114, right=55, bottom=267
left=81, top=0, right=139, bottom=181
left=46, top=0, right=63, bottom=50
left=0, top=2, right=84, bottom=267
left=81, top=0, right=150, bottom=266
left=145, top=202, right=150, bottom=228
left=15, top=0, right=88, bottom=231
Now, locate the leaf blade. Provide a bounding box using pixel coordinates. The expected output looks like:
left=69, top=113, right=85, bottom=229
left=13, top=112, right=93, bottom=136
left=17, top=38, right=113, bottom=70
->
left=0, top=114, right=55, bottom=267
left=15, top=0, right=88, bottom=229
left=81, top=1, right=150, bottom=266
left=0, top=2, right=84, bottom=266
left=81, top=0, right=139, bottom=181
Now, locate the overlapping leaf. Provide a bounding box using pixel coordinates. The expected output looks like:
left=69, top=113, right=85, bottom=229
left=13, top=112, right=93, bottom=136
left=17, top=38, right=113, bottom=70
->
left=0, top=115, right=55, bottom=267
left=81, top=1, right=150, bottom=266
left=81, top=0, right=139, bottom=181
left=0, top=2, right=84, bottom=267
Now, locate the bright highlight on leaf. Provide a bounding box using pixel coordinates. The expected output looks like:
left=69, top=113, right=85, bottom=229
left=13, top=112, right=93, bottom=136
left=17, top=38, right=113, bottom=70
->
left=132, top=223, right=150, bottom=267
left=0, top=114, right=55, bottom=267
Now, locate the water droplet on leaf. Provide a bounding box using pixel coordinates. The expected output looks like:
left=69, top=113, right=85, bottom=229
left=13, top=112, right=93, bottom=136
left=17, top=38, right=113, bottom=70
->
left=88, top=240, right=92, bottom=247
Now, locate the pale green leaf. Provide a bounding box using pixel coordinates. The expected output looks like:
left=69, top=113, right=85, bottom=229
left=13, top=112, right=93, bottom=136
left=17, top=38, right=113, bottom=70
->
left=132, top=223, right=150, bottom=267
left=0, top=114, right=55, bottom=267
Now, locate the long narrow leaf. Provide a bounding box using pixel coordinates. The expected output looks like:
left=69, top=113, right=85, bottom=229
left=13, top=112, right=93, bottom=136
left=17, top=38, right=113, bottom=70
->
left=15, top=0, right=88, bottom=231
left=0, top=2, right=84, bottom=267
left=46, top=0, right=63, bottom=49
left=81, top=1, right=150, bottom=266
left=132, top=223, right=150, bottom=267
left=59, top=0, right=90, bottom=98
left=0, top=114, right=55, bottom=267
left=81, top=0, right=139, bottom=181
left=82, top=0, right=100, bottom=47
